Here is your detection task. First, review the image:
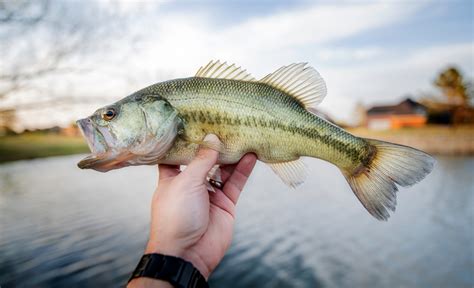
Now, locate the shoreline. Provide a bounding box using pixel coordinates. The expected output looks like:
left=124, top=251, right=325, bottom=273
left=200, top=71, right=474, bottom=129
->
left=0, top=133, right=88, bottom=164
left=1, top=125, right=473, bottom=164
left=348, top=125, right=474, bottom=156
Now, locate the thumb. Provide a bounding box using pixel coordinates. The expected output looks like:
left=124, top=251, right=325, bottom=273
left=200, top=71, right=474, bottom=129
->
left=183, top=134, right=221, bottom=180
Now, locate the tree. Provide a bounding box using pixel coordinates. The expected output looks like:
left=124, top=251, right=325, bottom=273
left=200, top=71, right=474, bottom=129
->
left=434, top=67, right=472, bottom=106
left=0, top=109, right=16, bottom=135
left=423, top=67, right=474, bottom=125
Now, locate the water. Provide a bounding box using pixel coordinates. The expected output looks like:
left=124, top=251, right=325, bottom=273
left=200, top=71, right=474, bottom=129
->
left=0, top=155, right=472, bottom=288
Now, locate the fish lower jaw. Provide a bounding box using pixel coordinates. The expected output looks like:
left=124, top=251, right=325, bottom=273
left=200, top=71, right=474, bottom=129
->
left=77, top=152, right=107, bottom=169
left=77, top=149, right=134, bottom=172
left=77, top=149, right=115, bottom=169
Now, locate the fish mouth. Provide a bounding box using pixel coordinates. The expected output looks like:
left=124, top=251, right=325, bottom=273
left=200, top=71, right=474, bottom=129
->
left=76, top=118, right=114, bottom=171
left=77, top=118, right=108, bottom=154
left=77, top=118, right=133, bottom=172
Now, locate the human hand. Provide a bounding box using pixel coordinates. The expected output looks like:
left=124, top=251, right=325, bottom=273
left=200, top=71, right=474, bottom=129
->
left=130, top=134, right=257, bottom=287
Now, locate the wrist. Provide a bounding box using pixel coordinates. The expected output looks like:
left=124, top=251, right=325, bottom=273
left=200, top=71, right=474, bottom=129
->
left=145, top=242, right=211, bottom=279
left=128, top=254, right=209, bottom=288
left=128, top=278, right=173, bottom=288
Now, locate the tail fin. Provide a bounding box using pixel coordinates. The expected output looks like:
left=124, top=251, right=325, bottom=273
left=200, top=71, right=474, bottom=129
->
left=342, top=139, right=435, bottom=221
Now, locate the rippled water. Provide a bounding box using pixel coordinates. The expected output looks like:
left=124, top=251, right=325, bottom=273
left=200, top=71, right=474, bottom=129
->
left=0, top=155, right=472, bottom=287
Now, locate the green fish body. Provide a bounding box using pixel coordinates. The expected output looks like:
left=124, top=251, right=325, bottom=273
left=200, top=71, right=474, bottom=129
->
left=150, top=78, right=368, bottom=170
left=77, top=60, right=435, bottom=220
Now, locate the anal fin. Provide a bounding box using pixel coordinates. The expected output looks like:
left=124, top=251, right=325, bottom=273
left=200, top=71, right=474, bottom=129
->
left=268, top=159, right=307, bottom=188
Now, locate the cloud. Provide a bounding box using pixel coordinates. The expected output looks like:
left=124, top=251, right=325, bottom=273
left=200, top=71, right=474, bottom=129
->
left=315, top=47, right=382, bottom=62
left=96, top=0, right=166, bottom=14
left=222, top=2, right=422, bottom=48
left=118, top=1, right=427, bottom=76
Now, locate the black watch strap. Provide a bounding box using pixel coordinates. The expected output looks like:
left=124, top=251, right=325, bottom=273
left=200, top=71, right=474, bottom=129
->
left=128, top=254, right=209, bottom=288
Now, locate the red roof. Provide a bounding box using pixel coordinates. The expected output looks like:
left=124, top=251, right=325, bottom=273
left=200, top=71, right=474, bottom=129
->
left=367, top=98, right=427, bottom=116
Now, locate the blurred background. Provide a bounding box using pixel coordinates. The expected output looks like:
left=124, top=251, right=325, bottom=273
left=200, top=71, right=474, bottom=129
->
left=0, top=0, right=473, bottom=287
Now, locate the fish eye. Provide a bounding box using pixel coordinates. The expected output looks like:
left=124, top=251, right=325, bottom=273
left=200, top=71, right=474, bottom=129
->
left=102, top=108, right=116, bottom=121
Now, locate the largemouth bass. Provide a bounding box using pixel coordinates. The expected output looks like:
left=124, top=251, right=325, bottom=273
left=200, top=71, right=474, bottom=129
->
left=77, top=60, right=435, bottom=220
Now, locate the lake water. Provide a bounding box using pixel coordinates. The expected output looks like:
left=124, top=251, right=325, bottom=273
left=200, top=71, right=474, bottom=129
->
left=0, top=155, right=472, bottom=288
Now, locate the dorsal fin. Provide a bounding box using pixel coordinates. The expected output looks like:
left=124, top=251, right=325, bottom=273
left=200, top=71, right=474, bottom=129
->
left=195, top=60, right=256, bottom=81
left=260, top=63, right=327, bottom=109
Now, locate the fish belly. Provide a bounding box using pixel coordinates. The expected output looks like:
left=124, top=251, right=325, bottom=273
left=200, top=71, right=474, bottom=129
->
left=160, top=120, right=305, bottom=165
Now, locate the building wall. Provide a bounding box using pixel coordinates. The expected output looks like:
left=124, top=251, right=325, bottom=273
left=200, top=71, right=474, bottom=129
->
left=367, top=114, right=427, bottom=130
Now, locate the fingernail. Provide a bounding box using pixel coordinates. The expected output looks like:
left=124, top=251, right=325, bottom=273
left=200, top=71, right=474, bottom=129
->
left=204, top=134, right=219, bottom=143
left=242, top=153, right=256, bottom=165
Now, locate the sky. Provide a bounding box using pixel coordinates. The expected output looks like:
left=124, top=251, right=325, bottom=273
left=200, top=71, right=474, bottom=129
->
left=2, top=0, right=473, bottom=130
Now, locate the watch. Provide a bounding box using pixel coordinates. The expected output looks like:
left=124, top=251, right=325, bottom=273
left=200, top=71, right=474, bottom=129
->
left=128, top=254, right=209, bottom=288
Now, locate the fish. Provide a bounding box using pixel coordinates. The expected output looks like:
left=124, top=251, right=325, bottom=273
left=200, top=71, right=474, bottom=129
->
left=77, top=60, right=435, bottom=220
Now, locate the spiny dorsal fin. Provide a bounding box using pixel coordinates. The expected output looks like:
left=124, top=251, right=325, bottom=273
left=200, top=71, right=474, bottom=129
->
left=260, top=63, right=327, bottom=110
left=195, top=60, right=256, bottom=81
left=268, top=159, right=307, bottom=188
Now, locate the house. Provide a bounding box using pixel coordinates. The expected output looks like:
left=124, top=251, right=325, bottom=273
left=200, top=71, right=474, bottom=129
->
left=366, top=98, right=427, bottom=130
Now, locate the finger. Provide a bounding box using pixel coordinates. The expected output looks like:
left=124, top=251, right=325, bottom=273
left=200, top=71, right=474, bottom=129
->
left=158, top=164, right=181, bottom=181
left=218, top=164, right=236, bottom=183
left=183, top=134, right=221, bottom=180
left=216, top=155, right=251, bottom=184
left=223, top=153, right=257, bottom=204
left=209, top=189, right=236, bottom=218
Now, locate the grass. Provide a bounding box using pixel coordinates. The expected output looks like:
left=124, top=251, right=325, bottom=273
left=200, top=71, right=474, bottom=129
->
left=0, top=133, right=89, bottom=163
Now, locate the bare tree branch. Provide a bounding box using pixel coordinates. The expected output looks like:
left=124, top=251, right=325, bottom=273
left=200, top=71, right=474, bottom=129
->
left=0, top=0, right=120, bottom=101
left=0, top=0, right=49, bottom=24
